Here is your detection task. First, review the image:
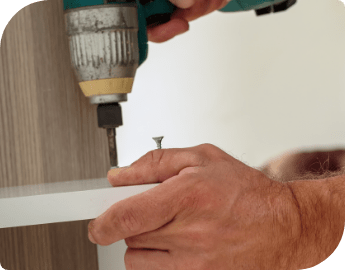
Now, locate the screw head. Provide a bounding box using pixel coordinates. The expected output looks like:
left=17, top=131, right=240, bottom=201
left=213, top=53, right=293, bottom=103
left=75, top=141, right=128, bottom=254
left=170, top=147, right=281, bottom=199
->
left=152, top=136, right=164, bottom=149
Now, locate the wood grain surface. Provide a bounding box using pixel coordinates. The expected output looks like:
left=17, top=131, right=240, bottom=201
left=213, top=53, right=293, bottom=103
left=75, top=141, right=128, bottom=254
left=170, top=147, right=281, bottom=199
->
left=0, top=0, right=111, bottom=268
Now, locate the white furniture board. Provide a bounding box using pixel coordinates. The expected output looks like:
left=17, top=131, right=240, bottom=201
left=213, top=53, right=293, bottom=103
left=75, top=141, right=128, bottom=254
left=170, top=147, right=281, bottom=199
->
left=0, top=178, right=158, bottom=229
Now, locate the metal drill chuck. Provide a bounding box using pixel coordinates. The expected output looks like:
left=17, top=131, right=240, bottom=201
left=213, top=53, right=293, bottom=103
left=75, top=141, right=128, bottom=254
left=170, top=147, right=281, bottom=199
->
left=64, top=4, right=140, bottom=105
left=97, top=103, right=123, bottom=129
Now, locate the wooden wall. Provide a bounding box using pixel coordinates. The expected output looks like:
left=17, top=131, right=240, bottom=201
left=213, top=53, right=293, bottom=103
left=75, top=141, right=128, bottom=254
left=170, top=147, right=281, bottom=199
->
left=0, top=0, right=110, bottom=268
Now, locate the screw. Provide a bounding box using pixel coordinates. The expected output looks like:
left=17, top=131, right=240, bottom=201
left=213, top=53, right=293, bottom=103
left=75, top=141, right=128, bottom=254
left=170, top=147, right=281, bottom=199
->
left=152, top=136, right=164, bottom=149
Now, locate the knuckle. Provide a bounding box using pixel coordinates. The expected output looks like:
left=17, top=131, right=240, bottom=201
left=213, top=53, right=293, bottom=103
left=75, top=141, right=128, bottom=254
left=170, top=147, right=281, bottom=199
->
left=141, top=150, right=155, bottom=163
left=189, top=152, right=207, bottom=166
left=196, top=144, right=217, bottom=157
left=124, top=249, right=135, bottom=270
left=198, top=143, right=215, bottom=151
left=142, top=149, right=165, bottom=167
left=116, top=206, right=143, bottom=234
left=150, top=149, right=165, bottom=165
left=178, top=178, right=205, bottom=211
left=119, top=210, right=142, bottom=233
left=187, top=146, right=212, bottom=166
left=196, top=143, right=229, bottom=163
left=124, top=237, right=132, bottom=247
left=136, top=149, right=160, bottom=162
left=184, top=226, right=215, bottom=253
left=124, top=236, right=138, bottom=248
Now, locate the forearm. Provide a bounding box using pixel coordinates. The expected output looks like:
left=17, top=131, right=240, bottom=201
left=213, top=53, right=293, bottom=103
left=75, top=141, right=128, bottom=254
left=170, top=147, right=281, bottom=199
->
left=287, top=175, right=345, bottom=269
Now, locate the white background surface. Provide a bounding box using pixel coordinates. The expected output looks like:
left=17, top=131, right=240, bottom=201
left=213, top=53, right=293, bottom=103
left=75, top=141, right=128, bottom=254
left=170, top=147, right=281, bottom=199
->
left=1, top=0, right=345, bottom=269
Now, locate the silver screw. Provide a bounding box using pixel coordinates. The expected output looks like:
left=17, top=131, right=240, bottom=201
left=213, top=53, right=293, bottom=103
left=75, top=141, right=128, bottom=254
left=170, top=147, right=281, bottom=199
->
left=152, top=136, right=164, bottom=149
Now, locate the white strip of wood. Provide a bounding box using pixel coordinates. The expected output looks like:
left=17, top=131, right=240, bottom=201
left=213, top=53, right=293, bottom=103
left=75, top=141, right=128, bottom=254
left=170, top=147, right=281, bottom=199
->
left=0, top=179, right=158, bottom=229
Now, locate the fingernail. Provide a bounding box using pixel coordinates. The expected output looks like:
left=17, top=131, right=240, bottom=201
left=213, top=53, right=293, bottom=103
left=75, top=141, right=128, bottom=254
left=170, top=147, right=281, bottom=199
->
left=107, top=168, right=118, bottom=177
left=108, top=167, right=125, bottom=178
left=108, top=166, right=130, bottom=177
left=88, top=231, right=97, bottom=244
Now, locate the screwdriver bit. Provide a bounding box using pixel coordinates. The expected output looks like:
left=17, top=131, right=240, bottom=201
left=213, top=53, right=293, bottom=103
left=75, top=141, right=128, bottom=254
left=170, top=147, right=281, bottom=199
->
left=107, top=128, right=118, bottom=169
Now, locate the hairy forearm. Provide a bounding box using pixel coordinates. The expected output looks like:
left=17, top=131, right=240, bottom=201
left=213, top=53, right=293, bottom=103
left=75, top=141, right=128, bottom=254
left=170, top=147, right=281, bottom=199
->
left=287, top=175, right=345, bottom=269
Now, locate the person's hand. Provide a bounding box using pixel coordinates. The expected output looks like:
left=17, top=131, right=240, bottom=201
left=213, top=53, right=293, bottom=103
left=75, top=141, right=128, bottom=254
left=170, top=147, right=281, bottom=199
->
left=148, top=0, right=230, bottom=42
left=88, top=144, right=341, bottom=269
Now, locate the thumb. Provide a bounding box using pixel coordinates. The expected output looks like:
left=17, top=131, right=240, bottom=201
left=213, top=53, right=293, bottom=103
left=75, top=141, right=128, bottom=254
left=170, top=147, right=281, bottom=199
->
left=108, top=145, right=210, bottom=186
left=89, top=172, right=200, bottom=245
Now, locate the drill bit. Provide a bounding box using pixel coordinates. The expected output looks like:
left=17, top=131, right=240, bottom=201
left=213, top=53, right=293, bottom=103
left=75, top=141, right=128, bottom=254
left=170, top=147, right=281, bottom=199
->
left=107, top=128, right=118, bottom=169
left=152, top=136, right=164, bottom=149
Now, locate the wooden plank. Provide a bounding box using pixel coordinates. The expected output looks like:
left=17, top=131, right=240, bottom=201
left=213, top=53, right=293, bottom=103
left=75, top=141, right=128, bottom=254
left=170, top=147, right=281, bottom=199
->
left=0, top=179, right=157, bottom=229
left=0, top=0, right=111, bottom=268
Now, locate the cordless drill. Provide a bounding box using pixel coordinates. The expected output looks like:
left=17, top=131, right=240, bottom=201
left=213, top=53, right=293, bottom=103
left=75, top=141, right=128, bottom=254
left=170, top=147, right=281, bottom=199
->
left=62, top=0, right=297, bottom=169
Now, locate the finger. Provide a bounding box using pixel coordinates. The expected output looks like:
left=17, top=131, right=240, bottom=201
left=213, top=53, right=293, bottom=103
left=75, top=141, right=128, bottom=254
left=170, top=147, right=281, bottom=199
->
left=89, top=173, right=201, bottom=245
left=107, top=145, right=209, bottom=187
left=147, top=18, right=189, bottom=43
left=169, top=0, right=196, bottom=9
left=124, top=248, right=173, bottom=270
left=125, top=231, right=171, bottom=251
left=123, top=213, right=185, bottom=251
left=124, top=205, right=194, bottom=250
left=173, top=0, right=228, bottom=22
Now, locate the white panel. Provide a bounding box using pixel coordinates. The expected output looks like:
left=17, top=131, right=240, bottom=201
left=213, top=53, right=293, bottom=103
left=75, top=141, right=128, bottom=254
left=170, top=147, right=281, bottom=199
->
left=97, top=241, right=127, bottom=270
left=0, top=179, right=158, bottom=229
